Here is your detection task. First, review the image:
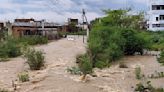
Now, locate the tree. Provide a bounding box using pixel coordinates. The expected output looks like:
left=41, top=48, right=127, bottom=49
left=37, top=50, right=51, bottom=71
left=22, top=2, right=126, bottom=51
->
left=68, top=22, right=78, bottom=33
left=0, top=27, right=8, bottom=41
left=88, top=9, right=146, bottom=68
left=100, top=9, right=144, bottom=30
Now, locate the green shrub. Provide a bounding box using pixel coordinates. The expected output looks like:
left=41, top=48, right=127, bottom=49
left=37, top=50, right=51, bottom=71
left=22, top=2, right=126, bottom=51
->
left=135, top=81, right=154, bottom=92
left=158, top=51, right=164, bottom=65
left=0, top=39, right=21, bottom=58
left=18, top=72, right=29, bottom=82
left=135, top=67, right=142, bottom=80
left=121, top=29, right=145, bottom=55
left=94, top=60, right=108, bottom=69
left=89, top=27, right=125, bottom=68
left=149, top=71, right=164, bottom=79
left=135, top=81, right=164, bottom=92
left=76, top=54, right=93, bottom=75
left=24, top=49, right=45, bottom=70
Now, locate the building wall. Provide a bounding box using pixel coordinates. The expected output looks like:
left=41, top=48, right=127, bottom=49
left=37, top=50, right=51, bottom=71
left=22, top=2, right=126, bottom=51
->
left=147, top=0, right=164, bottom=31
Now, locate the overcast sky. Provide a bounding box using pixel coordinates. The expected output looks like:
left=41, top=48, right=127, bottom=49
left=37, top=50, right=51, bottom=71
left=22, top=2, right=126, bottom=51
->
left=0, top=0, right=150, bottom=23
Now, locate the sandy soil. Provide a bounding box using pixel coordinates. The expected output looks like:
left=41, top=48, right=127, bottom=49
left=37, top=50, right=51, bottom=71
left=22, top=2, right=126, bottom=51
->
left=0, top=36, right=163, bottom=92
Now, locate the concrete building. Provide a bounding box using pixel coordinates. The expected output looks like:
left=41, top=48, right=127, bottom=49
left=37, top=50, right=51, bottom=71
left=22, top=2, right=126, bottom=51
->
left=147, top=0, right=164, bottom=31
left=10, top=19, right=62, bottom=39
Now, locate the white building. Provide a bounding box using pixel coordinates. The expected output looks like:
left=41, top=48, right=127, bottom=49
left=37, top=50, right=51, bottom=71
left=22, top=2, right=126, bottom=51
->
left=147, top=0, right=164, bottom=31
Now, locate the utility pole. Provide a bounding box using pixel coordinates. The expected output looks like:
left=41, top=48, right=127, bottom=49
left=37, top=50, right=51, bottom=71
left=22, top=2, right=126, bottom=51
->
left=82, top=9, right=89, bottom=43
left=42, top=19, right=45, bottom=36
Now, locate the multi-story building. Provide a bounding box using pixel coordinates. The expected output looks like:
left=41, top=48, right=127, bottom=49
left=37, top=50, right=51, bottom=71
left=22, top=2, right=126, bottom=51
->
left=147, top=0, right=164, bottom=31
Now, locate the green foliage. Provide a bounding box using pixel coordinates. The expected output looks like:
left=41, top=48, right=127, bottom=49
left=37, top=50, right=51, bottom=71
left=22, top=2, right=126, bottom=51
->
left=158, top=51, right=164, bottom=65
left=94, top=60, right=108, bottom=69
left=140, top=31, right=164, bottom=51
left=135, top=67, right=142, bottom=80
left=101, top=9, right=144, bottom=29
left=135, top=81, right=164, bottom=92
left=135, top=81, right=153, bottom=92
left=76, top=54, right=93, bottom=75
left=18, top=72, right=29, bottom=82
left=89, top=9, right=147, bottom=69
left=24, top=49, right=45, bottom=70
left=68, top=22, right=78, bottom=33
left=0, top=38, right=21, bottom=59
left=0, top=27, right=8, bottom=41
left=0, top=35, right=48, bottom=60
left=148, top=71, right=164, bottom=79
left=89, top=26, right=125, bottom=68
left=67, top=66, right=82, bottom=75
left=18, top=36, right=48, bottom=45
left=121, top=29, right=145, bottom=55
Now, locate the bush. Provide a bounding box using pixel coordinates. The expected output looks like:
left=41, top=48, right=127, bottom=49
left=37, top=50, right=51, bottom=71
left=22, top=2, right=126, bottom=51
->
left=24, top=49, right=45, bottom=70
left=18, top=72, right=29, bottom=82
left=148, top=71, right=164, bottom=79
left=0, top=39, right=21, bottom=58
left=135, top=67, right=142, bottom=80
left=94, top=60, right=108, bottom=69
left=121, top=29, right=145, bottom=55
left=158, top=51, right=164, bottom=65
left=135, top=81, right=164, bottom=92
left=76, top=54, right=93, bottom=75
left=89, top=27, right=125, bottom=68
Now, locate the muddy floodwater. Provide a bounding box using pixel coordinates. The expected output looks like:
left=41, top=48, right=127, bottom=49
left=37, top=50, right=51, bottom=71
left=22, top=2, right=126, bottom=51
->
left=0, top=36, right=163, bottom=92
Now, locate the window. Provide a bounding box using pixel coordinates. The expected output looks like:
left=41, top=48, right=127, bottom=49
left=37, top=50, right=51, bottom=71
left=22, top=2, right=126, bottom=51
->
left=160, top=15, right=164, bottom=20
left=157, top=6, right=160, bottom=10
left=161, top=5, right=164, bottom=10
left=156, top=17, right=159, bottom=21
left=152, top=5, right=164, bottom=10
left=152, top=5, right=156, bottom=10
left=152, top=24, right=164, bottom=28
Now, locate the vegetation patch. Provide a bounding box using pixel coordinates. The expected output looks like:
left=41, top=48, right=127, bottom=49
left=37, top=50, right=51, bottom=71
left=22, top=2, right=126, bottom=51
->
left=67, top=66, right=82, bottom=75
left=24, top=48, right=45, bottom=70
left=148, top=71, right=164, bottom=79
left=135, top=67, right=143, bottom=80
left=0, top=38, right=22, bottom=59
left=18, top=71, right=30, bottom=82
left=18, top=36, right=48, bottom=45
left=76, top=54, right=93, bottom=75
left=135, top=81, right=164, bottom=92
left=158, top=51, right=164, bottom=65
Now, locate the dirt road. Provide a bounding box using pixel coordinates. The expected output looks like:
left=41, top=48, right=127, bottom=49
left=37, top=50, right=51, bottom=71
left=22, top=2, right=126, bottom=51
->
left=0, top=36, right=163, bottom=92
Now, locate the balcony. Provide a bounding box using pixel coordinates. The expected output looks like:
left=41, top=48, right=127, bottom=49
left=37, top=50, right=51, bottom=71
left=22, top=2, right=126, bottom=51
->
left=150, top=10, right=164, bottom=14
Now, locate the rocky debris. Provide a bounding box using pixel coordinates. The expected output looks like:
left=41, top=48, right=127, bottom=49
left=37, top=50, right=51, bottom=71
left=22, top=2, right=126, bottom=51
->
left=93, top=68, right=128, bottom=78
left=98, top=85, right=121, bottom=92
